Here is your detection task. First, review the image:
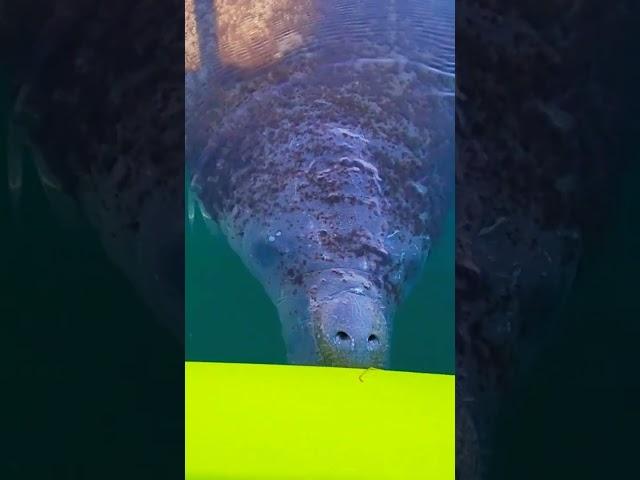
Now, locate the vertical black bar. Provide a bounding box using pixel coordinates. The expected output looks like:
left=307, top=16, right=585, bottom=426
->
left=1, top=1, right=184, bottom=478
left=456, top=1, right=639, bottom=479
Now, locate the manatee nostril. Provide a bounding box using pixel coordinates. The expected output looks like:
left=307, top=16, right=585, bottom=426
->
left=367, top=334, right=380, bottom=348
left=335, top=331, right=352, bottom=345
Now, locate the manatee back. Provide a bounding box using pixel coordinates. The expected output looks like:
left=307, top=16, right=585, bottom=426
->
left=185, top=0, right=454, bottom=175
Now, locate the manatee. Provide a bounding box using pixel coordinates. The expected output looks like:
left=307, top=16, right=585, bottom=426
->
left=186, top=0, right=455, bottom=368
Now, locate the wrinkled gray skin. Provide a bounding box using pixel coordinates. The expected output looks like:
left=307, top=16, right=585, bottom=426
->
left=186, top=0, right=454, bottom=368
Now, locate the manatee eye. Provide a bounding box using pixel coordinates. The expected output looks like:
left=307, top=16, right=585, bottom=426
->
left=253, top=240, right=282, bottom=268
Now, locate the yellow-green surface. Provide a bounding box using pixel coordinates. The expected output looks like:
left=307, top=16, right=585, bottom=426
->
left=186, top=361, right=454, bottom=480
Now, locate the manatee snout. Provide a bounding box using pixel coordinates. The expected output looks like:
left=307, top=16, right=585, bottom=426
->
left=275, top=268, right=393, bottom=368
left=311, top=290, right=389, bottom=368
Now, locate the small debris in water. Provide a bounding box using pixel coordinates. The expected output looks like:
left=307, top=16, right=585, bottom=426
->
left=359, top=367, right=378, bottom=383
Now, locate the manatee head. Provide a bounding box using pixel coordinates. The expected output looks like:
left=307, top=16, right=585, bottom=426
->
left=220, top=190, right=428, bottom=369
left=195, top=120, right=440, bottom=368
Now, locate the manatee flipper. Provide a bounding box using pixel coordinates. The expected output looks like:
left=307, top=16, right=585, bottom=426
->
left=186, top=170, right=221, bottom=237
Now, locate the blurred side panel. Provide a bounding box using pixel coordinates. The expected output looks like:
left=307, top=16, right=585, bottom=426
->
left=456, top=1, right=639, bottom=478
left=0, top=1, right=184, bottom=477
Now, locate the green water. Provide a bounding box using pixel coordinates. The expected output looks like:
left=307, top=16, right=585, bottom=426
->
left=186, top=195, right=455, bottom=375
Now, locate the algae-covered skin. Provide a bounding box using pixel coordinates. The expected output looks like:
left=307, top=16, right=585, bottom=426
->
left=187, top=0, right=454, bottom=368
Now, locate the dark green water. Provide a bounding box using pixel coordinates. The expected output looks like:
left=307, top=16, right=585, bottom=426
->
left=186, top=193, right=455, bottom=375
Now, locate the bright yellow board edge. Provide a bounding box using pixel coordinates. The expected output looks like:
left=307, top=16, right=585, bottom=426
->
left=186, top=361, right=455, bottom=480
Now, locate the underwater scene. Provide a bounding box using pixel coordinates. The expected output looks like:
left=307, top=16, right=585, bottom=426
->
left=2, top=0, right=637, bottom=479
left=186, top=187, right=454, bottom=374
left=186, top=0, right=455, bottom=373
